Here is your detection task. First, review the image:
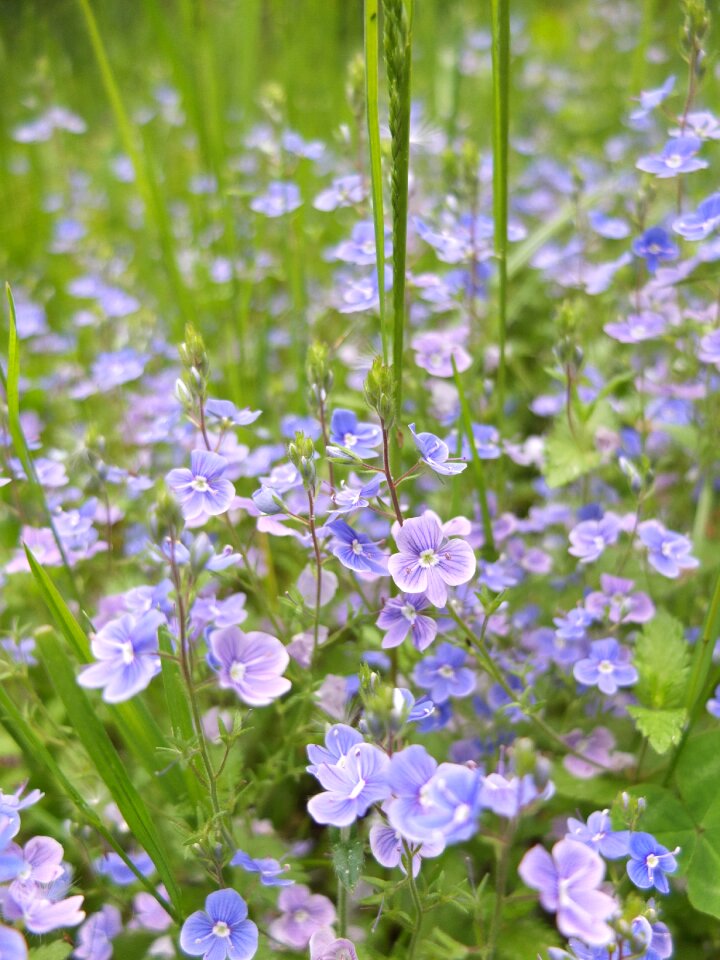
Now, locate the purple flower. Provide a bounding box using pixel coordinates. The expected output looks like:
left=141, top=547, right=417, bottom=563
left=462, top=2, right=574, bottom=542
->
left=629, top=76, right=675, bottom=123
left=205, top=399, right=262, bottom=427
left=313, top=174, right=365, bottom=211
left=209, top=627, right=291, bottom=706
left=309, top=928, right=358, bottom=960
left=77, top=610, right=164, bottom=703
left=587, top=210, right=631, bottom=240
left=306, top=724, right=364, bottom=776
left=331, top=221, right=391, bottom=265
left=419, top=762, right=484, bottom=844
left=230, top=850, right=292, bottom=887
left=330, top=475, right=383, bottom=515
left=328, top=409, right=381, bottom=459
left=518, top=839, right=617, bottom=946
left=0, top=925, right=27, bottom=960
left=0, top=835, right=64, bottom=885
left=699, top=329, right=720, bottom=368
left=179, top=889, right=258, bottom=959
left=130, top=888, right=172, bottom=932
left=637, top=520, right=699, bottom=578
left=707, top=683, right=720, bottom=718
left=673, top=191, right=720, bottom=240
left=568, top=515, right=621, bottom=564
left=386, top=745, right=439, bottom=842
left=408, top=423, right=466, bottom=476
left=636, top=137, right=707, bottom=178
left=631, top=227, right=678, bottom=273
left=627, top=833, right=679, bottom=894
left=307, top=743, right=390, bottom=826
left=74, top=905, right=123, bottom=960
left=268, top=884, right=336, bottom=949
left=604, top=311, right=667, bottom=343
left=388, top=514, right=476, bottom=608
left=376, top=593, right=437, bottom=651
left=369, top=821, right=443, bottom=876
left=325, top=520, right=388, bottom=575
left=167, top=450, right=235, bottom=522
left=413, top=643, right=476, bottom=704
left=95, top=851, right=155, bottom=885
left=565, top=810, right=630, bottom=861
left=479, top=772, right=552, bottom=818
left=573, top=639, right=638, bottom=695
left=250, top=181, right=302, bottom=217
left=584, top=575, right=654, bottom=624
left=412, top=329, right=471, bottom=378
left=6, top=886, right=85, bottom=934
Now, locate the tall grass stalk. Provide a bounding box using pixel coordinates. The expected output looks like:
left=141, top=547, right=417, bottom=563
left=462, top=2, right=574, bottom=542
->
left=383, top=0, right=414, bottom=421
left=490, top=0, right=510, bottom=421
left=364, top=0, right=388, bottom=360
left=76, top=0, right=193, bottom=336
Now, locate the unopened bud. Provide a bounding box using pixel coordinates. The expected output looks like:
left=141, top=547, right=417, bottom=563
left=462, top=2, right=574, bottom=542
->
left=363, top=356, right=396, bottom=427
left=288, top=431, right=317, bottom=492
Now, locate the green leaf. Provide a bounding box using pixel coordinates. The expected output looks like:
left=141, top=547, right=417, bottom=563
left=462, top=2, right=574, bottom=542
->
left=676, top=731, right=720, bottom=918
left=634, top=609, right=690, bottom=709
left=364, top=0, right=387, bottom=360
left=29, top=943, right=74, bottom=960
left=25, top=548, right=189, bottom=805
left=5, top=285, right=34, bottom=482
left=332, top=835, right=365, bottom=891
left=37, top=629, right=184, bottom=914
left=627, top=706, right=687, bottom=754
left=0, top=685, right=176, bottom=920
left=543, top=415, right=601, bottom=488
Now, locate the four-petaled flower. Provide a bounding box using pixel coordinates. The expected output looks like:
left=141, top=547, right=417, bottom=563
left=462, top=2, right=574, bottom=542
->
left=209, top=627, right=291, bottom=706
left=388, top=514, right=476, bottom=608
left=180, top=889, right=258, bottom=960
left=77, top=610, right=164, bottom=703
left=573, top=638, right=638, bottom=695
left=518, top=839, right=618, bottom=946
left=328, top=409, right=381, bottom=459
left=307, top=743, right=390, bottom=827
left=627, top=832, right=679, bottom=894
left=325, top=519, right=388, bottom=575
left=413, top=642, right=476, bottom=704
left=166, top=450, right=235, bottom=521
left=636, top=136, right=707, bottom=178
left=376, top=593, right=437, bottom=651
left=409, top=423, right=466, bottom=475
left=631, top=227, right=678, bottom=273
left=637, top=520, right=699, bottom=578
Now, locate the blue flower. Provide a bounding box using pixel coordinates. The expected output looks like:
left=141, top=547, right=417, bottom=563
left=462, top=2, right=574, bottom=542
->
left=409, top=423, right=466, bottom=476
left=413, top=642, right=476, bottom=704
left=230, top=850, right=293, bottom=887
left=637, top=520, right=699, bottom=578
left=328, top=409, right=381, bottom=459
left=631, top=227, right=678, bottom=273
left=673, top=191, right=720, bottom=240
left=636, top=136, right=707, bottom=178
left=250, top=181, right=301, bottom=217
left=166, top=450, right=235, bottom=521
left=573, top=639, right=638, bottom=695
left=180, top=889, right=258, bottom=959
left=627, top=833, right=679, bottom=894
left=565, top=810, right=630, bottom=859
left=0, top=925, right=27, bottom=960
left=94, top=850, right=156, bottom=885
left=77, top=610, right=164, bottom=703
left=307, top=743, right=390, bottom=827
left=325, top=519, right=388, bottom=575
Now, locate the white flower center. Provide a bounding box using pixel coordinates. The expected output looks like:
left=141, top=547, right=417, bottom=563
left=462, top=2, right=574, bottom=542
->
left=349, top=778, right=366, bottom=800
left=230, top=661, right=247, bottom=682
left=17, top=863, right=32, bottom=881
left=453, top=803, right=471, bottom=824
left=343, top=433, right=357, bottom=448
left=439, top=664, right=455, bottom=679
left=351, top=539, right=364, bottom=555
left=598, top=660, right=614, bottom=674
left=646, top=853, right=660, bottom=870
left=666, top=153, right=683, bottom=169
left=119, top=640, right=135, bottom=665
left=419, top=549, right=440, bottom=568
left=293, top=909, right=309, bottom=923
left=191, top=475, right=209, bottom=492
left=212, top=921, right=231, bottom=938
left=401, top=603, right=418, bottom=624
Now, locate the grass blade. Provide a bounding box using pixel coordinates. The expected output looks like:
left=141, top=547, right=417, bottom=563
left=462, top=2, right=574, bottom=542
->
left=452, top=358, right=495, bottom=558
left=364, top=0, right=387, bottom=360
left=24, top=546, right=190, bottom=806
left=75, top=0, right=192, bottom=335
left=37, top=628, right=184, bottom=914
left=383, top=0, right=415, bottom=419
left=490, top=0, right=510, bottom=420
left=0, top=684, right=179, bottom=921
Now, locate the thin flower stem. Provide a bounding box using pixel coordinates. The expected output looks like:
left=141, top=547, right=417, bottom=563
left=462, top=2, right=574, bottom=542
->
left=307, top=486, right=323, bottom=658
left=381, top=419, right=404, bottom=525
left=403, top=841, right=424, bottom=960
left=486, top=819, right=516, bottom=959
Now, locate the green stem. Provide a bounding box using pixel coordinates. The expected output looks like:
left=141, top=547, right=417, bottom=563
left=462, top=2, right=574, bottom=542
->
left=364, top=0, right=388, bottom=359
left=381, top=419, right=404, bottom=525
left=404, top=841, right=424, bottom=960
left=486, top=820, right=516, bottom=959
left=490, top=0, right=510, bottom=422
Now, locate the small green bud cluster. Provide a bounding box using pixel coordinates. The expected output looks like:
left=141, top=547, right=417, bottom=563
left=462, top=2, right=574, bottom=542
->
left=151, top=488, right=184, bottom=541
left=363, top=356, right=395, bottom=427
left=346, top=52, right=365, bottom=125
left=288, top=431, right=317, bottom=493
left=176, top=324, right=210, bottom=410
left=306, top=341, right=333, bottom=406
left=554, top=301, right=584, bottom=375
left=680, top=0, right=710, bottom=70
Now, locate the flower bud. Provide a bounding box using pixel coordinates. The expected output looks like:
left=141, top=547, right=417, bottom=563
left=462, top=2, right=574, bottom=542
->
left=151, top=488, right=184, bottom=540
left=288, top=431, right=317, bottom=492
left=306, top=341, right=333, bottom=403
left=363, top=356, right=395, bottom=427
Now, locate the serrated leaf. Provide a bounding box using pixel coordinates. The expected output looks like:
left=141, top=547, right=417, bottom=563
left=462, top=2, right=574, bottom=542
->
left=29, top=943, right=74, bottom=960
left=543, top=415, right=601, bottom=488
left=332, top=835, right=365, bottom=891
left=634, top=609, right=689, bottom=709
left=627, top=706, right=687, bottom=753
left=37, top=629, right=184, bottom=915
